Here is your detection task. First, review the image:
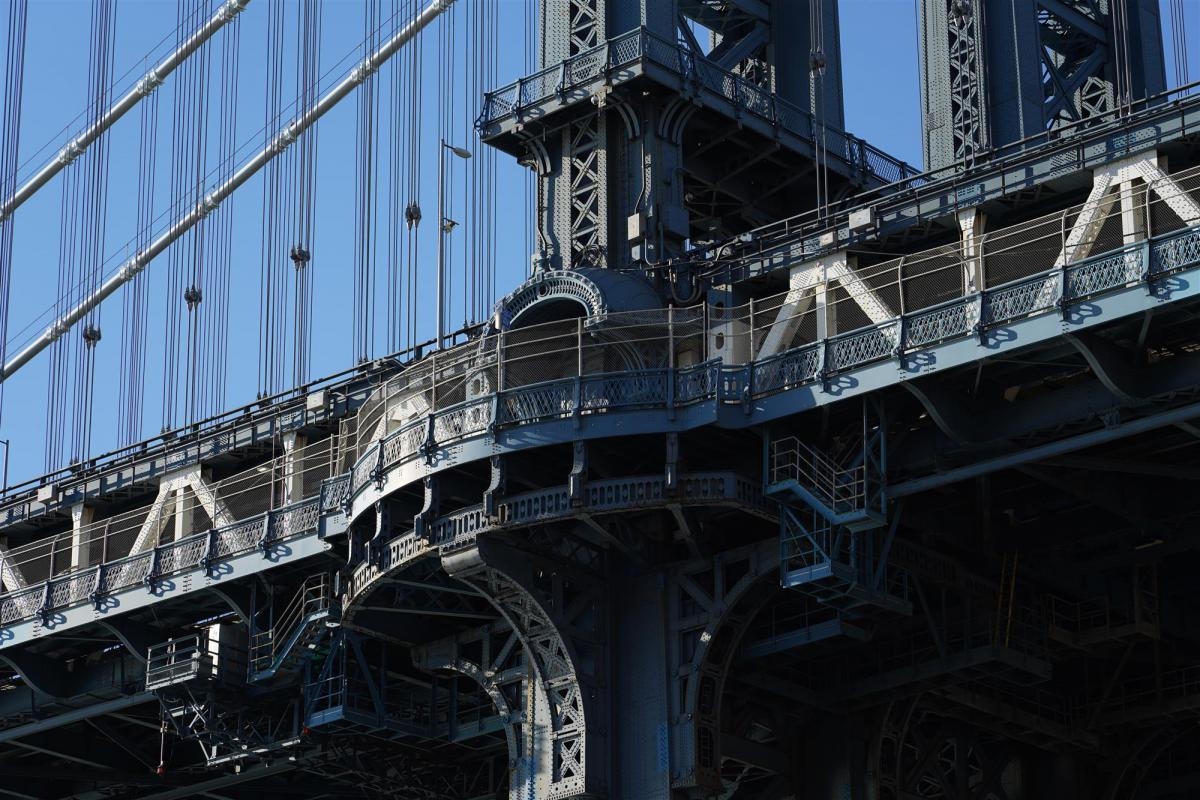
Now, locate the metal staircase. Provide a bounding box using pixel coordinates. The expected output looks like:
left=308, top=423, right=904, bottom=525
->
left=249, top=573, right=338, bottom=682
left=768, top=436, right=885, bottom=531
left=777, top=505, right=911, bottom=615
left=768, top=401, right=907, bottom=613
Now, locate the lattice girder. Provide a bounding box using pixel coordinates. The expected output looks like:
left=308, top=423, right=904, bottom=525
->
left=441, top=539, right=604, bottom=798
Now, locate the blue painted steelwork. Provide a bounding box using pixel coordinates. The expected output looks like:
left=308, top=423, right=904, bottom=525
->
left=919, top=0, right=1166, bottom=170
left=344, top=471, right=769, bottom=609
left=479, top=26, right=918, bottom=185
left=303, top=628, right=506, bottom=743
left=0, top=484, right=345, bottom=644
left=2, top=217, right=1199, bottom=647
left=776, top=507, right=910, bottom=615
left=0, top=358, right=379, bottom=531
left=343, top=223, right=1200, bottom=519
left=248, top=573, right=337, bottom=682
left=711, top=90, right=1200, bottom=285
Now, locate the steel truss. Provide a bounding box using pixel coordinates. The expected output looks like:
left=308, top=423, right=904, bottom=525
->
left=5, top=3, right=1200, bottom=799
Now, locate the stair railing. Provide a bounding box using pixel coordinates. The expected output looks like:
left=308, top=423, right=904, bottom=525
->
left=250, top=573, right=331, bottom=672
left=771, top=436, right=867, bottom=514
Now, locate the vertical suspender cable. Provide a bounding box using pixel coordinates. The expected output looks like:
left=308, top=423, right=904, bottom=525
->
left=810, top=0, right=829, bottom=217
left=204, top=0, right=241, bottom=417
left=119, top=86, right=158, bottom=446
left=1170, top=0, right=1190, bottom=95
left=353, top=0, right=382, bottom=363
left=291, top=0, right=320, bottom=387
left=405, top=0, right=426, bottom=350
left=184, top=0, right=213, bottom=426
left=259, top=0, right=285, bottom=397
left=1111, top=0, right=1133, bottom=113
left=0, top=0, right=28, bottom=425
left=3, top=0, right=457, bottom=383
left=75, top=0, right=117, bottom=460
left=387, top=0, right=406, bottom=354
left=45, top=0, right=116, bottom=468
left=163, top=0, right=208, bottom=431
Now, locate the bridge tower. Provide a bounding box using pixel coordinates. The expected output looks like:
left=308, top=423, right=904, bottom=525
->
left=482, top=1, right=892, bottom=275
left=919, top=0, right=1167, bottom=170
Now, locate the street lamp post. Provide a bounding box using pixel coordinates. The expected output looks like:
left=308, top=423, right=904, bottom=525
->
left=437, top=139, right=473, bottom=349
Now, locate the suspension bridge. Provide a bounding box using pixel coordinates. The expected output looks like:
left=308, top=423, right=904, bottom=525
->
left=1, top=0, right=1200, bottom=797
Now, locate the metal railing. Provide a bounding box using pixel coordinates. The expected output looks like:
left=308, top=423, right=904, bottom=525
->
left=4, top=170, right=1200, bottom=630
left=0, top=436, right=340, bottom=591
left=480, top=27, right=919, bottom=184
left=705, top=82, right=1200, bottom=286
left=251, top=573, right=332, bottom=675
left=146, top=631, right=218, bottom=691
left=0, top=486, right=336, bottom=628
left=339, top=161, right=1200, bottom=472
left=770, top=437, right=866, bottom=516
left=340, top=227, right=1200, bottom=507
left=1044, top=594, right=1119, bottom=637
left=1101, top=664, right=1200, bottom=723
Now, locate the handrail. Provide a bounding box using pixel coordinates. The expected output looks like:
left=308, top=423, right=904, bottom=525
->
left=3, top=219, right=1198, bottom=605
left=770, top=437, right=866, bottom=513
left=145, top=631, right=217, bottom=690
left=0, top=493, right=326, bottom=628
left=3, top=221, right=1199, bottom=628
left=0, top=323, right=470, bottom=510
left=250, top=573, right=330, bottom=671
left=703, top=87, right=1200, bottom=283
left=341, top=221, right=1200, bottom=501
left=479, top=26, right=919, bottom=183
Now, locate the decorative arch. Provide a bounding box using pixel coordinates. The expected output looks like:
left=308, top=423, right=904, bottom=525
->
left=440, top=539, right=601, bottom=799
left=497, top=267, right=661, bottom=329
left=501, top=270, right=608, bottom=327
left=659, top=97, right=698, bottom=145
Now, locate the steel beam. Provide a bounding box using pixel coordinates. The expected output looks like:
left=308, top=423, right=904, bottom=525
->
left=0, top=693, right=154, bottom=743
left=890, top=400, right=1200, bottom=498
left=6, top=739, right=114, bottom=770
left=135, top=761, right=299, bottom=800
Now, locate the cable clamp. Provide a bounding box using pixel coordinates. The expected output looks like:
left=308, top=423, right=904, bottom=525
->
left=352, top=59, right=379, bottom=83
left=272, top=123, right=300, bottom=154
left=218, top=0, right=250, bottom=21
left=199, top=191, right=221, bottom=219
left=121, top=252, right=148, bottom=281
left=47, top=319, right=71, bottom=342
left=57, top=138, right=84, bottom=167
left=136, top=69, right=164, bottom=97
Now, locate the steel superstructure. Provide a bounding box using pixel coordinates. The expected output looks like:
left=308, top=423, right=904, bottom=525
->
left=2, top=2, right=1200, bottom=799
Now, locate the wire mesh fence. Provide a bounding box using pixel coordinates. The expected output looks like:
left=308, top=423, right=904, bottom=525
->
left=0, top=435, right=341, bottom=590
left=341, top=161, right=1200, bottom=463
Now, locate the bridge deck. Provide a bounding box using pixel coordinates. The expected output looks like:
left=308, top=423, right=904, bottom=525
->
left=3, top=161, right=1200, bottom=647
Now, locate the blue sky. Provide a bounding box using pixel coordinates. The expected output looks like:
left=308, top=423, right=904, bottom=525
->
left=0, top=0, right=1194, bottom=485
